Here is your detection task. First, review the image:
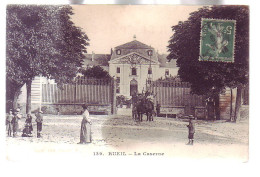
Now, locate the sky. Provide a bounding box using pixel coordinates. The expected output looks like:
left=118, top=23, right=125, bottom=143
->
left=71, top=5, right=202, bottom=54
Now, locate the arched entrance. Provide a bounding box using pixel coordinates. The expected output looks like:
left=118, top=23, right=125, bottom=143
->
left=130, top=79, right=138, bottom=96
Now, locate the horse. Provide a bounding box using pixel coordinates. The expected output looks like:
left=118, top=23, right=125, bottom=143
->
left=132, top=103, right=138, bottom=121
left=136, top=97, right=154, bottom=122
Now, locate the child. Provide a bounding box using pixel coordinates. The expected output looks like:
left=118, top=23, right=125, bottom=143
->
left=35, top=111, right=43, bottom=138
left=6, top=109, right=13, bottom=137
left=186, top=115, right=195, bottom=145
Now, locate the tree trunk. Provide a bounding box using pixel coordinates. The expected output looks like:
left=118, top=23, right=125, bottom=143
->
left=230, top=88, right=233, bottom=121
left=214, top=94, right=220, bottom=120
left=26, top=80, right=32, bottom=114
left=13, top=90, right=20, bottom=110
left=234, top=86, right=242, bottom=123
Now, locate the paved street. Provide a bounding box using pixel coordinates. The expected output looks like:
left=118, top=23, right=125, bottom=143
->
left=6, top=114, right=248, bottom=161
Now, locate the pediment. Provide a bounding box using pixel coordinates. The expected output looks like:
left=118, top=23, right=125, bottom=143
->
left=109, top=52, right=158, bottom=65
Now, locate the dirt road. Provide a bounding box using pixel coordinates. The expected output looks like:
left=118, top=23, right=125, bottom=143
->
left=5, top=114, right=248, bottom=161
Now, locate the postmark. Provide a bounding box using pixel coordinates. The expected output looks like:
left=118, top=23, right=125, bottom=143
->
left=199, top=18, right=236, bottom=62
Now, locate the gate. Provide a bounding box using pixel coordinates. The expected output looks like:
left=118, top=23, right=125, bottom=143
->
left=151, top=81, right=206, bottom=117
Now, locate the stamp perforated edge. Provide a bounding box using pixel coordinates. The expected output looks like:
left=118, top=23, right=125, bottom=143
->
left=199, top=18, right=236, bottom=63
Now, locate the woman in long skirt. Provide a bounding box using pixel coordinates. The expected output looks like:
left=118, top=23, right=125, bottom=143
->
left=79, top=105, right=92, bottom=144
left=22, top=114, right=33, bottom=137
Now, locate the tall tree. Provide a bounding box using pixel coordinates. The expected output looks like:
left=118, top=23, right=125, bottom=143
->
left=167, top=6, right=249, bottom=121
left=6, top=5, right=89, bottom=113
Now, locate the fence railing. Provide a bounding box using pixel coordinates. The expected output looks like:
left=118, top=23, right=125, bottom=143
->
left=41, top=79, right=113, bottom=105
left=151, top=81, right=206, bottom=107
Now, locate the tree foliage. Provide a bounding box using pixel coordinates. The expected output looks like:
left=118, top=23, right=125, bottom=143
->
left=79, top=66, right=111, bottom=79
left=6, top=5, right=89, bottom=111
left=155, top=75, right=181, bottom=82
left=167, top=6, right=249, bottom=97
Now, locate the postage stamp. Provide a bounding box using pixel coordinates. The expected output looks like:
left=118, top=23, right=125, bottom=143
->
left=199, top=18, right=236, bottom=62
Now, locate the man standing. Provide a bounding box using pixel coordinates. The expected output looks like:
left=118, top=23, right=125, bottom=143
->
left=156, top=102, right=161, bottom=117
left=6, top=109, right=13, bottom=137
left=35, top=111, right=43, bottom=138
left=11, top=109, right=21, bottom=137
left=186, top=115, right=195, bottom=145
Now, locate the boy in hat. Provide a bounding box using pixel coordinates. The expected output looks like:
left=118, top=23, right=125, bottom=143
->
left=35, top=110, right=43, bottom=138
left=186, top=115, right=195, bottom=145
left=6, top=109, right=13, bottom=137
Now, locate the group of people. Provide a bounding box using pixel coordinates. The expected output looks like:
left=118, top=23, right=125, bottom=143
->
left=6, top=105, right=92, bottom=144
left=6, top=104, right=194, bottom=146
left=6, top=109, right=44, bottom=138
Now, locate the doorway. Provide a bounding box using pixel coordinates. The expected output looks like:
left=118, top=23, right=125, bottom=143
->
left=130, top=79, right=138, bottom=96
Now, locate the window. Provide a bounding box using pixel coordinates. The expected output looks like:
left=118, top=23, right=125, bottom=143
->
left=116, top=87, right=120, bottom=93
left=116, top=49, right=121, bottom=55
left=165, top=69, right=169, bottom=76
left=131, top=68, right=137, bottom=76
left=148, top=68, right=152, bottom=74
left=147, top=79, right=152, bottom=84
left=147, top=50, right=153, bottom=56
left=117, top=67, right=120, bottom=73
left=116, top=77, right=120, bottom=83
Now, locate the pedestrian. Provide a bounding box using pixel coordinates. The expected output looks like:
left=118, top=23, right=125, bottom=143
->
left=6, top=109, right=13, bottom=137
left=11, top=108, right=21, bottom=137
left=22, top=114, right=33, bottom=137
left=26, top=114, right=33, bottom=134
left=156, top=102, right=161, bottom=117
left=78, top=104, right=92, bottom=144
left=35, top=110, right=43, bottom=138
left=186, top=115, right=195, bottom=145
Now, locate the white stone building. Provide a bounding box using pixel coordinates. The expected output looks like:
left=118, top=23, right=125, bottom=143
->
left=108, top=39, right=178, bottom=98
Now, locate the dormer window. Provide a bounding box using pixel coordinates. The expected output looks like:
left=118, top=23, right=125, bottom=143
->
left=116, top=49, right=121, bottom=55
left=147, top=50, right=153, bottom=56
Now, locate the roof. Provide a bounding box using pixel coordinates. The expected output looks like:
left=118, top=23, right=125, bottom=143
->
left=157, top=53, right=177, bottom=68
left=115, top=40, right=153, bottom=49
left=111, top=40, right=157, bottom=61
left=82, top=54, right=111, bottom=67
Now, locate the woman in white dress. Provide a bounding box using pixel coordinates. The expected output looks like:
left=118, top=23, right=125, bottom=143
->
left=78, top=105, right=92, bottom=144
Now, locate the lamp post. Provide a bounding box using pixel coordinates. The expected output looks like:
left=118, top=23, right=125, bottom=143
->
left=147, top=50, right=153, bottom=91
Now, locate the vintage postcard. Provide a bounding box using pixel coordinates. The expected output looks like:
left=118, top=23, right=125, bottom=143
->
left=5, top=4, right=249, bottom=162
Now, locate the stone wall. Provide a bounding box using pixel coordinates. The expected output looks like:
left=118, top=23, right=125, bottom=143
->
left=18, top=103, right=111, bottom=115
left=39, top=104, right=112, bottom=115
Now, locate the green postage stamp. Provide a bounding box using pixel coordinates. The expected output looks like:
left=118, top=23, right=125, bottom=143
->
left=199, top=18, right=236, bottom=62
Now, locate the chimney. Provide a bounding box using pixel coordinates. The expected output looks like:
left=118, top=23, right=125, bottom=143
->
left=92, top=51, right=95, bottom=61
left=133, top=35, right=136, bottom=40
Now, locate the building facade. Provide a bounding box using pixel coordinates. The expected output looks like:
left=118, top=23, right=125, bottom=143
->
left=108, top=39, right=178, bottom=98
